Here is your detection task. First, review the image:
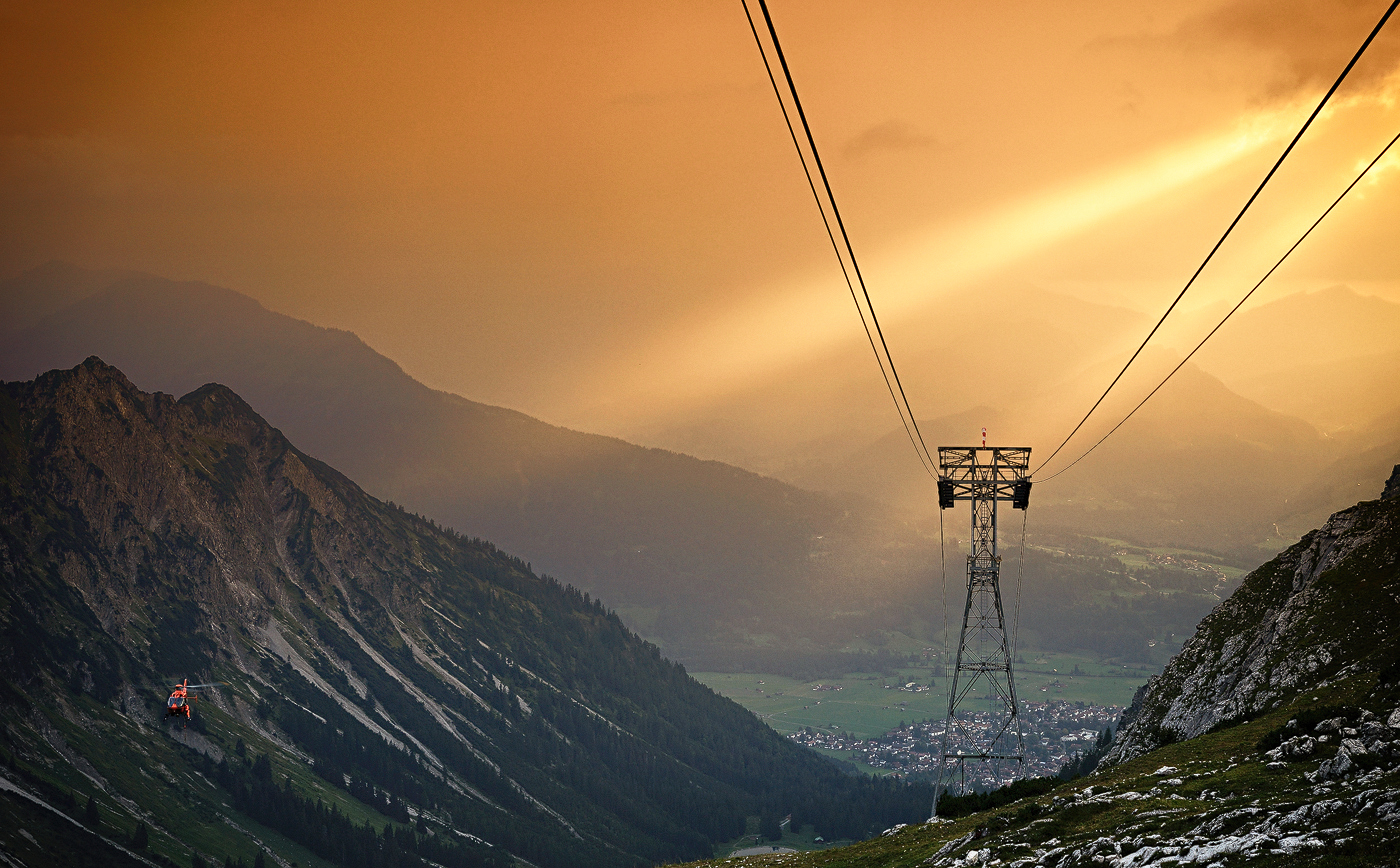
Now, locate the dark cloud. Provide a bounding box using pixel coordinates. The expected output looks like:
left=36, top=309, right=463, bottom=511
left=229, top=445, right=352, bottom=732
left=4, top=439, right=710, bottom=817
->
left=1181, top=0, right=1400, bottom=99
left=843, top=119, right=939, bottom=159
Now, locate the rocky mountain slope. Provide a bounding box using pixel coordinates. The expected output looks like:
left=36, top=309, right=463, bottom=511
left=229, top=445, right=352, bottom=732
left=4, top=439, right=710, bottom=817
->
left=0, top=359, right=933, bottom=868
left=669, top=472, right=1400, bottom=867
left=0, top=264, right=932, bottom=661
left=1104, top=467, right=1400, bottom=764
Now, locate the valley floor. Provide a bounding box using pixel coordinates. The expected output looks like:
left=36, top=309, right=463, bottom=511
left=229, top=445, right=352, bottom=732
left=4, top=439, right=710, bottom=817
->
left=695, top=653, right=1146, bottom=786
left=694, top=652, right=1152, bottom=742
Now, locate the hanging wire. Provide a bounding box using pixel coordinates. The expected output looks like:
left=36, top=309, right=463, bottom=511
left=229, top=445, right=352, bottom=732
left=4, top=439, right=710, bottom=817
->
left=1010, top=508, right=1028, bottom=664
left=1036, top=127, right=1400, bottom=485
left=739, top=0, right=931, bottom=477
left=742, top=0, right=937, bottom=477
left=939, top=506, right=950, bottom=684
left=1033, top=0, right=1400, bottom=479
left=1012, top=507, right=1030, bottom=782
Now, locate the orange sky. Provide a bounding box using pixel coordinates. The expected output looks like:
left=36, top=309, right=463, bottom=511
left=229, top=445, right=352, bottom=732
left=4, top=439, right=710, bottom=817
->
left=2, top=0, right=1398, bottom=449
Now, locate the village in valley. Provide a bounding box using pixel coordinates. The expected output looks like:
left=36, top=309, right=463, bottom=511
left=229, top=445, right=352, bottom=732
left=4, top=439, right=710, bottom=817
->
left=789, top=699, right=1123, bottom=788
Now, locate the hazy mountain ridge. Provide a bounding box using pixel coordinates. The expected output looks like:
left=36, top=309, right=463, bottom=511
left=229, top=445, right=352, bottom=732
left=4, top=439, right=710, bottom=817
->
left=0, top=264, right=1287, bottom=667
left=633, top=282, right=1151, bottom=478
left=781, top=360, right=1335, bottom=557
left=1190, top=285, right=1400, bottom=431
left=0, top=265, right=935, bottom=658
left=695, top=283, right=1400, bottom=559
left=0, top=358, right=933, bottom=868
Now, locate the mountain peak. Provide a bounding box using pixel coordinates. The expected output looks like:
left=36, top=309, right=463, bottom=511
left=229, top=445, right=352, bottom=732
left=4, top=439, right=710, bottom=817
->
left=58, top=353, right=130, bottom=383
left=178, top=380, right=272, bottom=430
left=25, top=354, right=143, bottom=412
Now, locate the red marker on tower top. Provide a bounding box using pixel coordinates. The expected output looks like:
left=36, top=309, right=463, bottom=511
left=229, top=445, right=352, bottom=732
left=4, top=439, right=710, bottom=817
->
left=982, top=427, right=987, bottom=447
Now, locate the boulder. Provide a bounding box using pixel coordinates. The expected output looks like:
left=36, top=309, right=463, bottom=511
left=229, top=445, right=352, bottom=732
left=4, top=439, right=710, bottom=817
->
left=1360, top=721, right=1388, bottom=740
left=1340, top=738, right=1368, bottom=757
left=1317, top=749, right=1354, bottom=780
left=1284, top=735, right=1317, bottom=759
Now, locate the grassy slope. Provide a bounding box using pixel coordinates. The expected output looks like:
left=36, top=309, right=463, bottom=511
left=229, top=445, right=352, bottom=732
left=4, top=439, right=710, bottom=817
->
left=667, top=674, right=1395, bottom=867
left=1, top=662, right=400, bottom=868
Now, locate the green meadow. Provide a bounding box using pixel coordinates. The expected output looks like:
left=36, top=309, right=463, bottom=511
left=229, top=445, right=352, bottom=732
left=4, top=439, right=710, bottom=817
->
left=694, top=650, right=1150, bottom=740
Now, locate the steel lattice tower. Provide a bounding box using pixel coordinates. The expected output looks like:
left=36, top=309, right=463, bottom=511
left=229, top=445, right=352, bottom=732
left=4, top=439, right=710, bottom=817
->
left=931, top=446, right=1032, bottom=817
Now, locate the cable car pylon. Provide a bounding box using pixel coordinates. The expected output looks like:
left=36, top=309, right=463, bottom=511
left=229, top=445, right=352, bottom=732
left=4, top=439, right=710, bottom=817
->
left=932, top=444, right=1032, bottom=817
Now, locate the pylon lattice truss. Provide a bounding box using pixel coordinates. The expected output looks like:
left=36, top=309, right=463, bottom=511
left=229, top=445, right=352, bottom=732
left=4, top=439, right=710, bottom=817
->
left=932, top=446, right=1031, bottom=817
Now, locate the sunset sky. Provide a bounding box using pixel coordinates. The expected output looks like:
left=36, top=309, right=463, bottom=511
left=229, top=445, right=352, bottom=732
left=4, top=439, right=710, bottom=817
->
left=3, top=0, right=1398, bottom=457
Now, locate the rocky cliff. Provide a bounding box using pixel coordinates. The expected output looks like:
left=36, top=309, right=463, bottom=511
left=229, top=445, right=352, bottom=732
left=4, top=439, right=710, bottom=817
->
left=1103, top=467, right=1400, bottom=765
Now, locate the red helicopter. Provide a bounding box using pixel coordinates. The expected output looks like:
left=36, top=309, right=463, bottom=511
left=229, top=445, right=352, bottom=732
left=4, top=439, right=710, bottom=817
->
left=165, top=679, right=226, bottom=720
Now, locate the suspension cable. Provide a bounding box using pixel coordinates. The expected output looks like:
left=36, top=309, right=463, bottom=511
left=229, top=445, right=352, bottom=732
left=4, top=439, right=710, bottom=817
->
left=1011, top=508, right=1027, bottom=664
left=1034, top=0, right=1400, bottom=478
left=1037, top=128, right=1400, bottom=484
left=741, top=0, right=932, bottom=477
left=743, top=0, right=937, bottom=476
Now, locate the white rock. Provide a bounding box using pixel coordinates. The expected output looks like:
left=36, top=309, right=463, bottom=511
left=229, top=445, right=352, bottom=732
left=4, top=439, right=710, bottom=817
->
left=1317, top=749, right=1354, bottom=780
left=1359, top=721, right=1387, bottom=740
left=1387, top=708, right=1400, bottom=729
left=1154, top=766, right=1180, bottom=776
left=1277, top=835, right=1325, bottom=855
left=1282, top=735, right=1317, bottom=758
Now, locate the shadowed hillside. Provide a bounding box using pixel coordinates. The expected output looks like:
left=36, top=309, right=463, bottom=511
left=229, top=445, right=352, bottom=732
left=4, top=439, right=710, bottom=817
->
left=0, top=358, right=935, bottom=868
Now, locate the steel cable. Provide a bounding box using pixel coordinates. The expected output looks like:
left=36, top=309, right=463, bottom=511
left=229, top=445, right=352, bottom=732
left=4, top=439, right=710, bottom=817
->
left=1037, top=128, right=1400, bottom=484
left=1034, top=0, right=1400, bottom=478
left=743, top=0, right=937, bottom=477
